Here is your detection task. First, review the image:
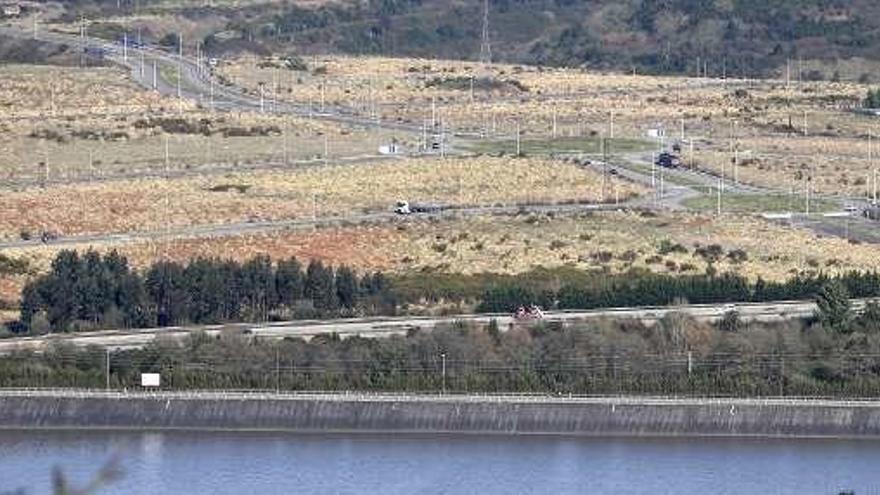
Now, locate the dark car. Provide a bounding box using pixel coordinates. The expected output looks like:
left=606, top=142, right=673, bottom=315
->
left=655, top=152, right=680, bottom=169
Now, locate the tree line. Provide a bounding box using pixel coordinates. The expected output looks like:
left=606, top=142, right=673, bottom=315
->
left=476, top=270, right=880, bottom=313
left=6, top=295, right=880, bottom=397
left=17, top=250, right=395, bottom=333
left=15, top=250, right=880, bottom=334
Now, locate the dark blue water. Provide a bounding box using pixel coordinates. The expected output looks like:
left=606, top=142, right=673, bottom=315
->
left=1, top=430, right=878, bottom=494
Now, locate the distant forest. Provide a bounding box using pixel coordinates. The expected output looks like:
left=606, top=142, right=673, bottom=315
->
left=59, top=0, right=880, bottom=79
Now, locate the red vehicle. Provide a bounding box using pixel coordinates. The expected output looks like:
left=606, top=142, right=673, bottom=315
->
left=513, top=305, right=544, bottom=321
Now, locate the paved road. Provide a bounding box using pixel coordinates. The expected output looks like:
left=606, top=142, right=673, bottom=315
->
left=1, top=388, right=878, bottom=408
left=0, top=299, right=845, bottom=353
left=0, top=199, right=633, bottom=250
left=0, top=23, right=870, bottom=249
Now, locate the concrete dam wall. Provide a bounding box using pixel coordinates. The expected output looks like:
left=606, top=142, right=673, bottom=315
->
left=3, top=391, right=880, bottom=438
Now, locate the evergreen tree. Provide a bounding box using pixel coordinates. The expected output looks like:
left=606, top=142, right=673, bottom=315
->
left=241, top=255, right=275, bottom=321
left=335, top=265, right=358, bottom=309
left=275, top=257, right=304, bottom=306
left=305, top=260, right=337, bottom=311
left=145, top=261, right=187, bottom=326
left=816, top=281, right=853, bottom=332
left=45, top=250, right=82, bottom=330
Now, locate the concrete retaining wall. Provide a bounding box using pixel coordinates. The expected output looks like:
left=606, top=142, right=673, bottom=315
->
left=3, top=392, right=880, bottom=437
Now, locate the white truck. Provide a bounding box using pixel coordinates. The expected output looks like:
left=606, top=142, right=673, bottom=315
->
left=394, top=200, right=446, bottom=215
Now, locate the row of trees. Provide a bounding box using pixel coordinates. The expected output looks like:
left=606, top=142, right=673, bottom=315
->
left=6, top=298, right=880, bottom=396
left=477, top=271, right=880, bottom=313
left=18, top=250, right=395, bottom=333
left=17, top=250, right=880, bottom=335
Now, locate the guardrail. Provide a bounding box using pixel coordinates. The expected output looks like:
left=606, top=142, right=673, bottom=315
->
left=2, top=388, right=880, bottom=407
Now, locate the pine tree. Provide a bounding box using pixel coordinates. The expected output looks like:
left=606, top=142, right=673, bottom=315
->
left=275, top=257, right=305, bottom=306
left=335, top=265, right=358, bottom=309
left=145, top=261, right=187, bottom=326
left=816, top=281, right=853, bottom=332
left=305, top=260, right=337, bottom=311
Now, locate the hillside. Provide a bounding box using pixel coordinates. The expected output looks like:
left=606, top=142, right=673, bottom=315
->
left=55, top=0, right=880, bottom=80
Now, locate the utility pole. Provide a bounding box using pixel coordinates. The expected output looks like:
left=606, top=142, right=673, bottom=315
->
left=283, top=122, right=288, bottom=165
left=731, top=120, right=739, bottom=185
left=177, top=34, right=182, bottom=103
left=79, top=16, right=85, bottom=68
left=139, top=38, right=145, bottom=79
left=441, top=352, right=447, bottom=394
left=273, top=70, right=280, bottom=113
left=689, top=139, right=695, bottom=169
left=870, top=132, right=875, bottom=204
left=105, top=348, right=110, bottom=391
left=313, top=193, right=318, bottom=224
left=275, top=348, right=280, bottom=393
left=440, top=121, right=447, bottom=158
left=479, top=0, right=492, bottom=71
left=602, top=137, right=608, bottom=202
left=609, top=111, right=615, bottom=139
left=651, top=151, right=656, bottom=189
left=786, top=58, right=791, bottom=90
left=805, top=169, right=811, bottom=216
left=515, top=120, right=521, bottom=156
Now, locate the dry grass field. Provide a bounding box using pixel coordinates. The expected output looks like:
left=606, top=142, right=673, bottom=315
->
left=0, top=65, right=402, bottom=181
left=2, top=208, right=877, bottom=303
left=0, top=65, right=185, bottom=117
left=0, top=155, right=641, bottom=239
left=218, top=54, right=737, bottom=137
left=220, top=54, right=880, bottom=196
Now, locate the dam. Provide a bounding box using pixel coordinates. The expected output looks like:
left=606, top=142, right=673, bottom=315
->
left=3, top=390, right=880, bottom=438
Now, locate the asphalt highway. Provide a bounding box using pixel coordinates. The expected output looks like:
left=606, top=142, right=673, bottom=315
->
left=0, top=299, right=850, bottom=353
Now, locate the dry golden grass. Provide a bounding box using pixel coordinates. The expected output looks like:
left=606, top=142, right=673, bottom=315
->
left=0, top=155, right=641, bottom=239
left=0, top=65, right=190, bottom=118
left=3, top=209, right=878, bottom=304
left=218, top=55, right=880, bottom=197
left=0, top=110, right=393, bottom=180
left=0, top=64, right=392, bottom=179
left=383, top=211, right=880, bottom=281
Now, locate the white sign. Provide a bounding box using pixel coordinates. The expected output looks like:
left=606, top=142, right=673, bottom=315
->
left=141, top=373, right=161, bottom=387
left=378, top=143, right=400, bottom=155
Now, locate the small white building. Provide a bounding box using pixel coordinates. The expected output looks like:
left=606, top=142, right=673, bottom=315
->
left=1, top=3, right=21, bottom=17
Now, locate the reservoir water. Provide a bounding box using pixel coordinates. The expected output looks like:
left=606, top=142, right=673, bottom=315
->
left=1, top=430, right=878, bottom=494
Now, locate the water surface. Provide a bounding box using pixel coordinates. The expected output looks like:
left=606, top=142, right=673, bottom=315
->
left=0, top=430, right=877, bottom=494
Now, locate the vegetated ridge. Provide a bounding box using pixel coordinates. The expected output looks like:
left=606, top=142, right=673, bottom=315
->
left=59, top=0, right=880, bottom=80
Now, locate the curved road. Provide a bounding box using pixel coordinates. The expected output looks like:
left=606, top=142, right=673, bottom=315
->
left=0, top=23, right=867, bottom=250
